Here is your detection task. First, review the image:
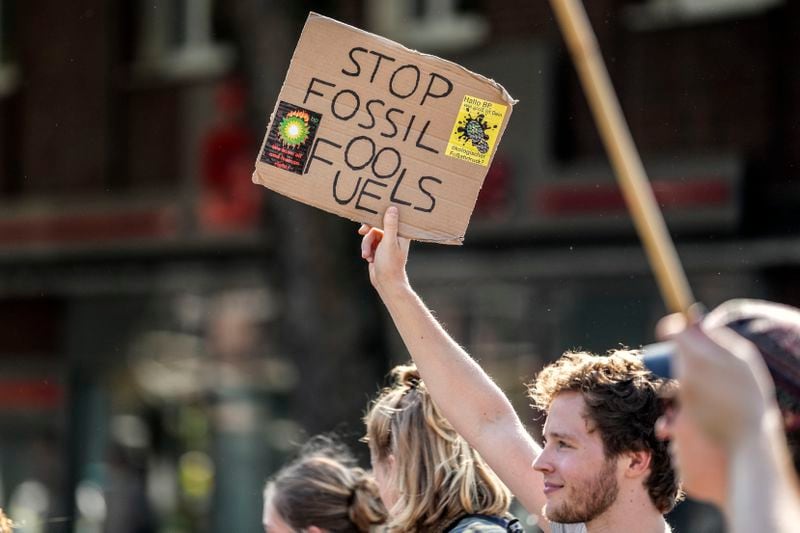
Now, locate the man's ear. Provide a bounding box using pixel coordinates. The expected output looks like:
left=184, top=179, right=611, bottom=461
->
left=623, top=449, right=652, bottom=479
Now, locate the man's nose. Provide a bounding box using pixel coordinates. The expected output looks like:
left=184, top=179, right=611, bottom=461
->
left=533, top=447, right=554, bottom=473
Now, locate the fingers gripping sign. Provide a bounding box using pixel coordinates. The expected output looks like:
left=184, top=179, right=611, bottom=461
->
left=358, top=223, right=381, bottom=262
left=359, top=207, right=411, bottom=293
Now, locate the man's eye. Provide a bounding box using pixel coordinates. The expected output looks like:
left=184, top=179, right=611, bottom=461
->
left=558, top=441, right=570, bottom=449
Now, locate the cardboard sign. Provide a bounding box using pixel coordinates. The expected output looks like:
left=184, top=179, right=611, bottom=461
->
left=252, top=12, right=515, bottom=244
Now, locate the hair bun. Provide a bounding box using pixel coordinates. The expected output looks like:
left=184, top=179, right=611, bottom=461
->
left=391, top=363, right=423, bottom=390
left=347, top=469, right=387, bottom=530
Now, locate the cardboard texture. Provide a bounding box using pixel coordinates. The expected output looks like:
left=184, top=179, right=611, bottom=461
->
left=252, top=12, right=515, bottom=244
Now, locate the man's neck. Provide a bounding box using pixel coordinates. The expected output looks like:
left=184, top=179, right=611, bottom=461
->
left=584, top=488, right=669, bottom=533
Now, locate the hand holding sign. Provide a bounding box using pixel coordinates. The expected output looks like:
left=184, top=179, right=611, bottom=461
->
left=359, top=207, right=411, bottom=296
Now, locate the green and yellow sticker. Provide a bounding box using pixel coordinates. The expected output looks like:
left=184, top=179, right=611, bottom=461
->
left=445, top=95, right=507, bottom=167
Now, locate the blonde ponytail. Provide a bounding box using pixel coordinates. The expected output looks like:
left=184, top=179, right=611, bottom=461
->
left=364, top=363, right=512, bottom=532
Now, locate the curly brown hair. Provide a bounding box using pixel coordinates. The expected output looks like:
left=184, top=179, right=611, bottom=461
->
left=528, top=350, right=682, bottom=514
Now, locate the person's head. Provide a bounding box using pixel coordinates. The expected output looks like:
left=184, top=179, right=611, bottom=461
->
left=263, top=435, right=387, bottom=533
left=528, top=350, right=680, bottom=524
left=363, top=363, right=512, bottom=531
left=655, top=299, right=800, bottom=505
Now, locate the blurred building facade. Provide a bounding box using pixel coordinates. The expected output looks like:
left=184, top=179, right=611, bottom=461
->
left=0, top=1, right=797, bottom=532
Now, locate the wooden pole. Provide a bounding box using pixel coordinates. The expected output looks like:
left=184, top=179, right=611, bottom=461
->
left=548, top=0, right=695, bottom=316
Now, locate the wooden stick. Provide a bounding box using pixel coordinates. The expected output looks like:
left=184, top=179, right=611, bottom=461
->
left=548, top=0, right=695, bottom=315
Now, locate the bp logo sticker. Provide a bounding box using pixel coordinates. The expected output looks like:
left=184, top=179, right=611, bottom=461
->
left=278, top=110, right=312, bottom=146
left=446, top=95, right=507, bottom=167
left=261, top=102, right=322, bottom=175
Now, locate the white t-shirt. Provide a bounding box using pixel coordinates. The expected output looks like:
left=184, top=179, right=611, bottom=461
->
left=550, top=523, right=587, bottom=533
left=550, top=521, right=671, bottom=532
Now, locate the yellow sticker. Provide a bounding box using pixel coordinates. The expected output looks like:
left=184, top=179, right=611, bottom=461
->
left=445, top=95, right=507, bottom=167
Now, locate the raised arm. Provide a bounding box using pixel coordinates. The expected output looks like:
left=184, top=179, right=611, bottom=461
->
left=728, top=414, right=800, bottom=533
left=359, top=207, right=547, bottom=517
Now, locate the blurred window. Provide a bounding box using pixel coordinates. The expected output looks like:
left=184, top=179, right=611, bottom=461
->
left=624, top=0, right=784, bottom=30
left=132, top=0, right=234, bottom=81
left=0, top=0, right=20, bottom=198
left=367, top=0, right=488, bottom=53
left=0, top=0, right=18, bottom=97
left=114, top=0, right=238, bottom=195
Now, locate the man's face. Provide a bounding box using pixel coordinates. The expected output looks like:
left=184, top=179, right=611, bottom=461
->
left=655, top=398, right=727, bottom=505
left=533, top=391, right=621, bottom=523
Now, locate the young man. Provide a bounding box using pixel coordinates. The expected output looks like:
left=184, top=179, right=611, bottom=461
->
left=358, top=207, right=680, bottom=533
left=656, top=299, right=800, bottom=533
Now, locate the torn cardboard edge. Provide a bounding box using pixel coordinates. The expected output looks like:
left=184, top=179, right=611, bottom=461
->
left=252, top=11, right=516, bottom=244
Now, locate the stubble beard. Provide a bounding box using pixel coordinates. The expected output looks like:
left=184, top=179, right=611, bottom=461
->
left=544, top=457, right=620, bottom=524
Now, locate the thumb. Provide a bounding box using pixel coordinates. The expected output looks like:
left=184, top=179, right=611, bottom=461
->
left=656, top=313, right=687, bottom=341
left=383, top=206, right=399, bottom=243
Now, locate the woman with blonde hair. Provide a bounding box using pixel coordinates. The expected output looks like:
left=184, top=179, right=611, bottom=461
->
left=263, top=435, right=387, bottom=532
left=364, top=363, right=522, bottom=532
